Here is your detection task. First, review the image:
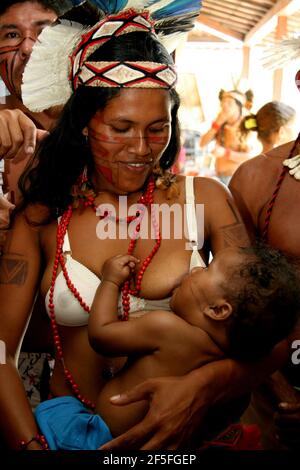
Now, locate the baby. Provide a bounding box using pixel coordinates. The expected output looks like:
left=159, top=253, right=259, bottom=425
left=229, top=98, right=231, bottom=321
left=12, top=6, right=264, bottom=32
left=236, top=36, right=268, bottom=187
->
left=36, top=244, right=300, bottom=449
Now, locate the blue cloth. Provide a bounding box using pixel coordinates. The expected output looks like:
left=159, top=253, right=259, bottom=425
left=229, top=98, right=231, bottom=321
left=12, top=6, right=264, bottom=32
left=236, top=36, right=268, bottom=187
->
left=35, top=396, right=112, bottom=450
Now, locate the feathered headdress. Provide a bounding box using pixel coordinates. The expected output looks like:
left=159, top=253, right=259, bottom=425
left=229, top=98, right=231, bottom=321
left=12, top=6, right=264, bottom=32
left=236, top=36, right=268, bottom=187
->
left=22, top=0, right=201, bottom=112
left=46, top=0, right=86, bottom=15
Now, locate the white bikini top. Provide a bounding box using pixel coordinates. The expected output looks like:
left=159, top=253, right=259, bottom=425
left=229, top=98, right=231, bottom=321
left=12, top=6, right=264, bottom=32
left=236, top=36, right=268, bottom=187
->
left=45, top=176, right=206, bottom=326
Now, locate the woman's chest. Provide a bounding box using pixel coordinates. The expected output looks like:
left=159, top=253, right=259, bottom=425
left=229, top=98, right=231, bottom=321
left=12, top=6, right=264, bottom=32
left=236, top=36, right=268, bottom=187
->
left=40, top=221, right=196, bottom=301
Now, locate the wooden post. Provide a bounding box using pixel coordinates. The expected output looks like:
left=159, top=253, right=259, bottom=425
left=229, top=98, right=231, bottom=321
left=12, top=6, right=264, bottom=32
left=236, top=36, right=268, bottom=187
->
left=273, top=15, right=287, bottom=100
left=241, top=46, right=250, bottom=80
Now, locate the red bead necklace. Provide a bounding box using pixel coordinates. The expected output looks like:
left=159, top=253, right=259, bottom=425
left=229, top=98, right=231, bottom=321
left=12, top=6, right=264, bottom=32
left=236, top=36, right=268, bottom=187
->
left=48, top=176, right=161, bottom=408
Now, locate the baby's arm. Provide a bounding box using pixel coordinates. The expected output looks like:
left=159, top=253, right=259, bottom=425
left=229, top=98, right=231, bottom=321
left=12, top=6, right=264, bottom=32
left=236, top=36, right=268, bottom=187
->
left=91, top=253, right=138, bottom=325
left=89, top=255, right=173, bottom=356
left=89, top=254, right=138, bottom=340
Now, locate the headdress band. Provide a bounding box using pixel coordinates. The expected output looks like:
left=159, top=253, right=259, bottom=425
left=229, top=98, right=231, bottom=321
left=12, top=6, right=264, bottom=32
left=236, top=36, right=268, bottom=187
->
left=76, top=60, right=177, bottom=89
left=69, top=9, right=162, bottom=90
left=222, top=91, right=246, bottom=107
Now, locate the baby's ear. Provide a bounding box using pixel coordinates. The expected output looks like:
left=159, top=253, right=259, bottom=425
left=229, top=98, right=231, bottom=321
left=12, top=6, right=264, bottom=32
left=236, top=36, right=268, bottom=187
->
left=203, top=301, right=233, bottom=321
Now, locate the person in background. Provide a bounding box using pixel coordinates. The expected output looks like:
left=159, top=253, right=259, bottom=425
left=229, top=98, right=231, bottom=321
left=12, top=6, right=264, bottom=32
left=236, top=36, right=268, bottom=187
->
left=34, top=245, right=300, bottom=450
left=229, top=92, right=300, bottom=449
left=240, top=101, right=296, bottom=154
left=200, top=89, right=254, bottom=185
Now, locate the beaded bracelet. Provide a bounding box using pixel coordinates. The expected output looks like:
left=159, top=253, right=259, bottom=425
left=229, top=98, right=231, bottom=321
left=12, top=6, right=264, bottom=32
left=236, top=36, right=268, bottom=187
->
left=211, top=121, right=221, bottom=132
left=224, top=148, right=231, bottom=159
left=18, top=433, right=49, bottom=450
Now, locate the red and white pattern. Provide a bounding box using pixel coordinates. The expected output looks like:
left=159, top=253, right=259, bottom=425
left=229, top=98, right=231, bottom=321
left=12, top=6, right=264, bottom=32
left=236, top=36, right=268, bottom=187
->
left=78, top=60, right=177, bottom=88
left=70, top=10, right=158, bottom=90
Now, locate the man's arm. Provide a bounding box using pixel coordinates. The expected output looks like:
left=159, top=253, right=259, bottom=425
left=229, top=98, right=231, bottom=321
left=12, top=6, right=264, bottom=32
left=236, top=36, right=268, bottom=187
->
left=0, top=108, right=48, bottom=161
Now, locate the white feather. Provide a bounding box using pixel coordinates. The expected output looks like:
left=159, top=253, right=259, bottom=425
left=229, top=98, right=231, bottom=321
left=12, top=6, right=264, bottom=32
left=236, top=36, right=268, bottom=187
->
left=157, top=31, right=186, bottom=53
left=146, top=0, right=173, bottom=14
left=123, top=0, right=151, bottom=10
left=22, top=21, right=85, bottom=112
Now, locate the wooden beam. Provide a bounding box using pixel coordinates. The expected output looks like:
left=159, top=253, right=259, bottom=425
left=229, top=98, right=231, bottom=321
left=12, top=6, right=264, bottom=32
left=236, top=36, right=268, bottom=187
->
left=204, top=0, right=267, bottom=16
left=202, top=3, right=260, bottom=25
left=196, top=17, right=244, bottom=44
left=245, top=0, right=300, bottom=45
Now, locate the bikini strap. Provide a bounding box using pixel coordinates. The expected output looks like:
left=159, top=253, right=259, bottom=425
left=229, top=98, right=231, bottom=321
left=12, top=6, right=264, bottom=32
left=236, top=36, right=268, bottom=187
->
left=185, top=176, right=206, bottom=269
left=185, top=176, right=199, bottom=247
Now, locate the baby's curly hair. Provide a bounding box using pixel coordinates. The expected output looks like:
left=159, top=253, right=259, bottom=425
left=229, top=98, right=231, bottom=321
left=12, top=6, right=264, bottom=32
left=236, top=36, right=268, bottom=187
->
left=224, top=243, right=300, bottom=361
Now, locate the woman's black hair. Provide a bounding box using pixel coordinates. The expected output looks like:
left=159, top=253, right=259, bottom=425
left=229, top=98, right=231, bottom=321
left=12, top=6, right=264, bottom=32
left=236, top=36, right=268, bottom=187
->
left=19, top=30, right=181, bottom=222
left=0, top=1, right=58, bottom=16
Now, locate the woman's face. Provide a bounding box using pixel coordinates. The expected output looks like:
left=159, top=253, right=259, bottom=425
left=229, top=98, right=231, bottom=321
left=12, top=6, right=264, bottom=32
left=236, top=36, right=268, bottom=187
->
left=221, top=96, right=240, bottom=118
left=84, top=88, right=172, bottom=194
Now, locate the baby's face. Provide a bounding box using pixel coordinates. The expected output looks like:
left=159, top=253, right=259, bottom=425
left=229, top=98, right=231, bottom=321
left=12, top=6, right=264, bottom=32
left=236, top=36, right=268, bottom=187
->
left=170, top=248, right=243, bottom=320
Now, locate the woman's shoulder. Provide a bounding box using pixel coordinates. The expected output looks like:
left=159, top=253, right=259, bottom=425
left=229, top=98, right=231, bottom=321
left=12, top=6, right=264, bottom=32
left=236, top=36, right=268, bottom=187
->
left=233, top=141, right=295, bottom=179
left=178, top=174, right=229, bottom=192
left=178, top=174, right=231, bottom=207
left=11, top=204, right=53, bottom=232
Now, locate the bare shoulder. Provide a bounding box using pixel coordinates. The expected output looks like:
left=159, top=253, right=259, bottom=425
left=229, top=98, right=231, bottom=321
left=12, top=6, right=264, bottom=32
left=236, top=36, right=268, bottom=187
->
left=139, top=310, right=185, bottom=337
left=231, top=141, right=295, bottom=189
left=193, top=176, right=232, bottom=206
left=3, top=205, right=49, bottom=253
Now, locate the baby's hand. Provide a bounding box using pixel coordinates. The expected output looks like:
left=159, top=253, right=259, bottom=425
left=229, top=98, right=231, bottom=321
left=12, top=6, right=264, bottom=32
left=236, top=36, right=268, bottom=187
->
left=102, top=254, right=140, bottom=287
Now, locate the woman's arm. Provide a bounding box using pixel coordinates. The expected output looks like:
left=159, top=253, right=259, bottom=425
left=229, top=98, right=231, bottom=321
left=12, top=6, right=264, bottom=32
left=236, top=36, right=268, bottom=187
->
left=199, top=111, right=229, bottom=148
left=196, top=177, right=250, bottom=253
left=0, top=212, right=43, bottom=449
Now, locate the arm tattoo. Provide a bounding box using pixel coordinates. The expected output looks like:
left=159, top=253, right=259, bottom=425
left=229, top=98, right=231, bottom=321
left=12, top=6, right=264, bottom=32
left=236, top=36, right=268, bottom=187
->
left=220, top=199, right=250, bottom=248
left=0, top=255, right=28, bottom=285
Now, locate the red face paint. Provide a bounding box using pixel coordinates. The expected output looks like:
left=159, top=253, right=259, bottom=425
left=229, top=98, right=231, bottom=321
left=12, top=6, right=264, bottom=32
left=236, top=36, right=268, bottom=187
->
left=0, top=44, right=20, bottom=96
left=97, top=165, right=113, bottom=183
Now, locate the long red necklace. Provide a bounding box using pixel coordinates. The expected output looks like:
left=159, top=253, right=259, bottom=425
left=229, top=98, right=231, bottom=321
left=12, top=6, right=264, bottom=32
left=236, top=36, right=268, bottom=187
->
left=48, top=176, right=161, bottom=409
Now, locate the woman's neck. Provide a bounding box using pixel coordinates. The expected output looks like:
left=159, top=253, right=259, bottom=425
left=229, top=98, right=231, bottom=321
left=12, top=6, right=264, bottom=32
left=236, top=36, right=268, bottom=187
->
left=91, top=172, right=149, bottom=204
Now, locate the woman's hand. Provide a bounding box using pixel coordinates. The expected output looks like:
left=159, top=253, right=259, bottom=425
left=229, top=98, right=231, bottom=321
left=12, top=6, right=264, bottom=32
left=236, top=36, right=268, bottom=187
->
left=266, top=370, right=300, bottom=449
left=274, top=393, right=300, bottom=449
left=100, top=375, right=209, bottom=450
left=0, top=109, right=48, bottom=161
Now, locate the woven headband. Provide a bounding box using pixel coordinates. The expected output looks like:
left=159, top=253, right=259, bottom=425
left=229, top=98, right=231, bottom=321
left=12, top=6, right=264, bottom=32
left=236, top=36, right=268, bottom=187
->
left=70, top=10, right=176, bottom=90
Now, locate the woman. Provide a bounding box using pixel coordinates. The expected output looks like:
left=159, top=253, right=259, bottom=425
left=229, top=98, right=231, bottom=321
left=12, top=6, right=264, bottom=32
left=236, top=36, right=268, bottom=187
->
left=0, top=8, right=287, bottom=450
left=240, top=101, right=296, bottom=154
left=199, top=89, right=254, bottom=185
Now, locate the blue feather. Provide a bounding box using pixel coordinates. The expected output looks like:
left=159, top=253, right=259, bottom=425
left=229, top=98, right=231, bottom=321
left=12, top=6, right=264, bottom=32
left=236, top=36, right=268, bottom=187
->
left=89, top=0, right=129, bottom=14
left=89, top=0, right=201, bottom=17
left=149, top=0, right=202, bottom=19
